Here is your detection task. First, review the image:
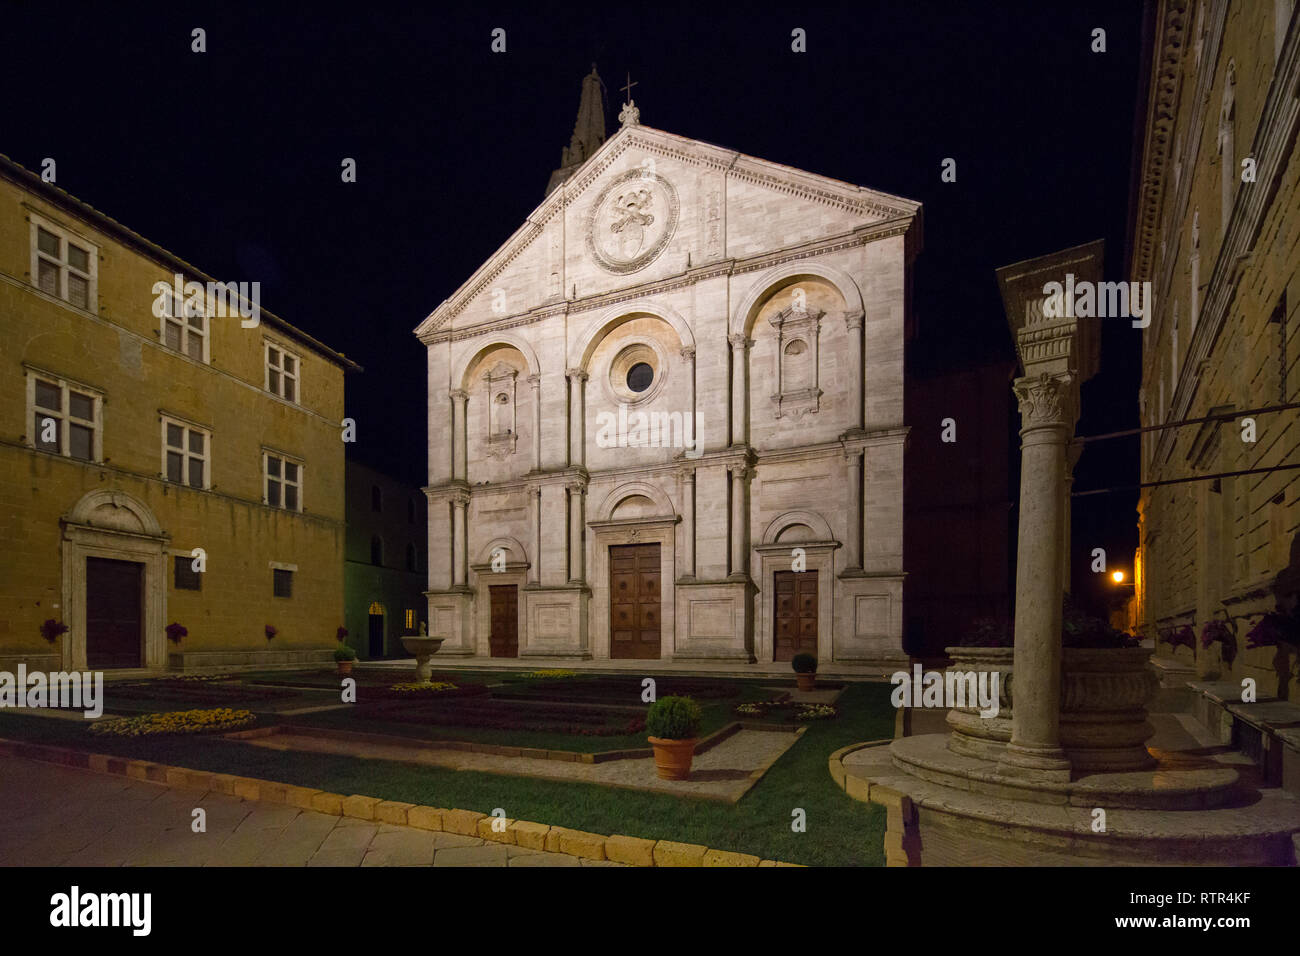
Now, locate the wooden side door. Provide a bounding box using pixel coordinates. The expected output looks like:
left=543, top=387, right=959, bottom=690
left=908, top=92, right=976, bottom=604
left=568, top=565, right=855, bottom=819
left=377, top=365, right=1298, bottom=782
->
left=86, top=557, right=143, bottom=669
left=773, top=569, right=818, bottom=662
left=489, top=584, right=518, bottom=658
left=610, top=543, right=661, bottom=659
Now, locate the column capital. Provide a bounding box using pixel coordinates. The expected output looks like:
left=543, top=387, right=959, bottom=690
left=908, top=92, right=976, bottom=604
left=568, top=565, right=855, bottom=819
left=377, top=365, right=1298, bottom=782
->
left=729, top=464, right=752, bottom=482
left=1013, top=371, right=1075, bottom=428
left=728, top=332, right=752, bottom=350
left=450, top=488, right=471, bottom=507
left=449, top=388, right=469, bottom=403
left=679, top=345, right=696, bottom=361
left=526, top=373, right=541, bottom=387
left=675, top=463, right=697, bottom=482
left=843, top=309, right=864, bottom=332
left=564, top=478, right=587, bottom=495
left=565, top=367, right=589, bottom=383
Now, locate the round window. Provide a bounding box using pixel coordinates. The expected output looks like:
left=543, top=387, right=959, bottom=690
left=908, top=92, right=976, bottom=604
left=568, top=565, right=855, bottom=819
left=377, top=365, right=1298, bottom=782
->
left=626, top=362, right=654, bottom=393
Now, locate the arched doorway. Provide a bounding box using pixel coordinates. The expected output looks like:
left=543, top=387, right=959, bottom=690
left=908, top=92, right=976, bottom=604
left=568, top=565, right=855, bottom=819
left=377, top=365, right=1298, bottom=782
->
left=368, top=601, right=385, bottom=658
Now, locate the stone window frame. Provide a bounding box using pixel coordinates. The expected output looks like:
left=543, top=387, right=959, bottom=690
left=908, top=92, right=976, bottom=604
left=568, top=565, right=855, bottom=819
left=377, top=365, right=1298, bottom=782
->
left=29, top=212, right=97, bottom=312
left=603, top=338, right=670, bottom=408
left=262, top=448, right=304, bottom=513
left=264, top=339, right=301, bottom=405
left=768, top=305, right=824, bottom=419
left=172, top=553, right=202, bottom=591
left=24, top=364, right=104, bottom=463
left=159, top=413, right=212, bottom=491
left=483, top=360, right=519, bottom=458
left=157, top=284, right=210, bottom=365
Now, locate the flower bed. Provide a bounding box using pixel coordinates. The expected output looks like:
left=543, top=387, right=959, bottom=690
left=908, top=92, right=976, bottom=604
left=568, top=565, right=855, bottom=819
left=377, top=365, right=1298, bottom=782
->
left=89, top=708, right=256, bottom=737
left=519, top=669, right=577, bottom=680
left=388, top=681, right=458, bottom=693
left=733, top=695, right=836, bottom=721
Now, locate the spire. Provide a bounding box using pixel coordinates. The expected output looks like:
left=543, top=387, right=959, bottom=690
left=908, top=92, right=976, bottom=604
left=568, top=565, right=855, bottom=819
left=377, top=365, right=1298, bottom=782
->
left=545, top=64, right=608, bottom=196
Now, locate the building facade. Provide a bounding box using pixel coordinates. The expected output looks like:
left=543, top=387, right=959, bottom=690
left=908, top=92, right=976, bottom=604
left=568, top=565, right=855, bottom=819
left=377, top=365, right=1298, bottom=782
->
left=1132, top=0, right=1299, bottom=697
left=417, top=84, right=921, bottom=665
left=343, top=459, right=428, bottom=659
left=0, top=155, right=358, bottom=673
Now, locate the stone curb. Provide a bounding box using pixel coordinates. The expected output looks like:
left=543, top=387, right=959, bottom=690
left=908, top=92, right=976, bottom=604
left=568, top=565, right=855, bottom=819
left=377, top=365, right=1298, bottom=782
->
left=0, top=737, right=805, bottom=868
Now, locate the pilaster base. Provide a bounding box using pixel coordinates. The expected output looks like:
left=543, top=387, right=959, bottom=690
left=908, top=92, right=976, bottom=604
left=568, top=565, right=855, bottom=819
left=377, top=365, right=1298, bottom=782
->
left=672, top=578, right=755, bottom=662
left=424, top=588, right=475, bottom=656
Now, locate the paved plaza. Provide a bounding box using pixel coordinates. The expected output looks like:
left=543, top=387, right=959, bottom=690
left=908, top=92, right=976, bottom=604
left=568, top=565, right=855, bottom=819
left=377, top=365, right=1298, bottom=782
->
left=0, top=756, right=620, bottom=867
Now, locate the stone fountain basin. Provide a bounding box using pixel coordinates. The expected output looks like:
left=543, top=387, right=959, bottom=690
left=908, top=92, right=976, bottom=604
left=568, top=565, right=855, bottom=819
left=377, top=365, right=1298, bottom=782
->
left=400, top=636, right=445, bottom=656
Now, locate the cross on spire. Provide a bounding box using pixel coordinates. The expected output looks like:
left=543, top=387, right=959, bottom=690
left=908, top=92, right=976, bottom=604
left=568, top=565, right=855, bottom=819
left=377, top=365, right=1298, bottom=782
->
left=621, top=72, right=637, bottom=105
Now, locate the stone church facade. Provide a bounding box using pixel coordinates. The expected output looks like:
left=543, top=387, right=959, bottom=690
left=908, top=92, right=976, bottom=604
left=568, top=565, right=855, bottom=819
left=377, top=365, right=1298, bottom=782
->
left=416, top=80, right=921, bottom=666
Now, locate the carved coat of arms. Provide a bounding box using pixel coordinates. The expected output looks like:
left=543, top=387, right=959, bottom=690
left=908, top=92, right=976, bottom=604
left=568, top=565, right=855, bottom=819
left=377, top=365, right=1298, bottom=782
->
left=586, top=167, right=678, bottom=275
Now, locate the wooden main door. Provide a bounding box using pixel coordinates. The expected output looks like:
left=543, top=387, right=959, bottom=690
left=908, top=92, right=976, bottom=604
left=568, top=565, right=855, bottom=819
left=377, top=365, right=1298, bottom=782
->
left=489, top=585, right=518, bottom=658
left=86, top=557, right=143, bottom=669
left=610, top=543, right=661, bottom=659
left=773, top=570, right=818, bottom=662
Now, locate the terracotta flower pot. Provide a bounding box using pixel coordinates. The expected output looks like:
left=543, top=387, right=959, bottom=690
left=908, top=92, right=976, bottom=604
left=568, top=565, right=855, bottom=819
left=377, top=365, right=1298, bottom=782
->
left=648, top=736, right=697, bottom=780
left=795, top=673, right=817, bottom=691
left=337, top=660, right=354, bottom=676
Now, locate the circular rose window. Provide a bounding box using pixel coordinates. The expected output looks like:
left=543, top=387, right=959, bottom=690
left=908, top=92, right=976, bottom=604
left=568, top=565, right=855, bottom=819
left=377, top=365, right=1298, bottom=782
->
left=607, top=342, right=666, bottom=405
left=626, top=362, right=654, bottom=393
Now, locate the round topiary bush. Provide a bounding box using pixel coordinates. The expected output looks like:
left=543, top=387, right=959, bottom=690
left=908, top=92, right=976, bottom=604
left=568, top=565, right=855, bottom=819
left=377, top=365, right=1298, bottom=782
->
left=791, top=652, right=818, bottom=674
left=333, top=644, right=357, bottom=662
left=645, top=695, right=702, bottom=740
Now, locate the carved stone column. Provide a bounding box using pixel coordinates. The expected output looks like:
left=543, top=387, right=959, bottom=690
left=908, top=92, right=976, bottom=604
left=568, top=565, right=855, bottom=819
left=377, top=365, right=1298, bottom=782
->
left=678, top=465, right=696, bottom=579
left=1062, top=441, right=1082, bottom=595
left=728, top=464, right=749, bottom=578
left=528, top=373, right=542, bottom=473
left=567, top=479, right=586, bottom=584
left=566, top=369, right=587, bottom=467
left=728, top=334, right=750, bottom=447
left=451, top=488, right=470, bottom=588
left=998, top=371, right=1074, bottom=782
left=450, top=389, right=469, bottom=481
left=844, top=448, right=863, bottom=570
left=845, top=310, right=865, bottom=432
left=680, top=346, right=697, bottom=450
left=529, top=484, right=541, bottom=586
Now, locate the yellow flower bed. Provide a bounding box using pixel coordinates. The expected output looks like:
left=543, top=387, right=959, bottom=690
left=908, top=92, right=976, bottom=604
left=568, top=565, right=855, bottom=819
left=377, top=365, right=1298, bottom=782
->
left=521, top=669, right=576, bottom=679
left=88, top=707, right=256, bottom=737
left=389, top=681, right=458, bottom=693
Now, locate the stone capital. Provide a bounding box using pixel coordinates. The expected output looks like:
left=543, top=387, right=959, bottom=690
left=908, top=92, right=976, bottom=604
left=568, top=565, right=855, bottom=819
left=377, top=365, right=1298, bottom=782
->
left=526, top=373, right=541, bottom=388
left=565, top=367, right=589, bottom=383
left=1013, top=372, right=1075, bottom=429
left=564, top=478, right=587, bottom=495
left=679, top=346, right=696, bottom=361
left=843, top=309, right=865, bottom=332
left=730, top=464, right=751, bottom=482
left=728, top=333, right=751, bottom=350
left=449, top=388, right=469, bottom=403
left=450, top=488, right=471, bottom=507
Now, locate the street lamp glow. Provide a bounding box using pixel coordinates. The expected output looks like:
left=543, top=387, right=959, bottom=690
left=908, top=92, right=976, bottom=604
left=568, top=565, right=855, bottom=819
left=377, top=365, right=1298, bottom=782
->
left=1112, top=570, right=1125, bottom=583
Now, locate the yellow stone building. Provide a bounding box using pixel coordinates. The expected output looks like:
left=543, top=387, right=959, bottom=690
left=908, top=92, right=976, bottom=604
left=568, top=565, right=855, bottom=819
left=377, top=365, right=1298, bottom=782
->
left=1132, top=0, right=1298, bottom=696
left=0, top=154, right=359, bottom=673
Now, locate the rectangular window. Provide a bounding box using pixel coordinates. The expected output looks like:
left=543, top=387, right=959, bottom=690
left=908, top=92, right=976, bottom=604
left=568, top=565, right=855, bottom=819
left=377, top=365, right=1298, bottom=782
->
left=30, top=216, right=96, bottom=310
left=264, top=452, right=303, bottom=512
left=161, top=417, right=210, bottom=489
left=173, top=555, right=202, bottom=591
left=405, top=609, right=415, bottom=630
left=26, top=370, right=102, bottom=462
left=158, top=286, right=209, bottom=364
left=265, top=342, right=300, bottom=404
left=273, top=568, right=294, bottom=598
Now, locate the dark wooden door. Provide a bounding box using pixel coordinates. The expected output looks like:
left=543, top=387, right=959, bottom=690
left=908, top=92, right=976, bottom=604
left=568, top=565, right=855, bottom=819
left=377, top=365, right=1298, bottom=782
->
left=86, top=557, right=143, bottom=669
left=610, top=543, right=661, bottom=659
left=368, top=613, right=384, bottom=657
left=489, top=585, right=518, bottom=658
left=773, top=570, right=818, bottom=662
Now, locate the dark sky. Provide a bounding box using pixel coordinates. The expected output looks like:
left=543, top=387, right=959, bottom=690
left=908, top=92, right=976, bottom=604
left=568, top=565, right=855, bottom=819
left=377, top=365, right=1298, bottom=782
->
left=5, top=1, right=1145, bottom=612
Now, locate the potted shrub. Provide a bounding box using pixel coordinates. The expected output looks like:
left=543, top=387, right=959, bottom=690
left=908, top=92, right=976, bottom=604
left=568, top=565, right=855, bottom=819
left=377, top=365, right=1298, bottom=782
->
left=645, top=695, right=702, bottom=780
left=334, top=642, right=357, bottom=676
left=791, top=652, right=818, bottom=691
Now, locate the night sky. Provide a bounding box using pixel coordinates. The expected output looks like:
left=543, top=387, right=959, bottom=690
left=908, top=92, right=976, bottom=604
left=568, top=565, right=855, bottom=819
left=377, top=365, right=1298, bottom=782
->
left=5, top=1, right=1145, bottom=615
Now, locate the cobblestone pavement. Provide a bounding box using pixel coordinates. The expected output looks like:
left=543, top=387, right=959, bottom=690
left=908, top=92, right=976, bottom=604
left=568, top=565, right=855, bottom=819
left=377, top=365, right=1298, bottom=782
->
left=244, top=726, right=801, bottom=802
left=0, top=756, right=620, bottom=867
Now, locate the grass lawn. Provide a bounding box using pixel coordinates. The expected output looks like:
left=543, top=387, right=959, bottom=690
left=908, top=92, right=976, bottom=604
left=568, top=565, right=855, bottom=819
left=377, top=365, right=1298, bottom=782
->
left=0, top=681, right=892, bottom=865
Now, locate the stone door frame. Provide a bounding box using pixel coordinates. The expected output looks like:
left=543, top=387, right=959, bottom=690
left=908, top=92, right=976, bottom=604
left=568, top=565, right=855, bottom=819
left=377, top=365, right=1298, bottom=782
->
left=588, top=516, right=678, bottom=660
left=60, top=490, right=168, bottom=672
left=755, top=541, right=838, bottom=663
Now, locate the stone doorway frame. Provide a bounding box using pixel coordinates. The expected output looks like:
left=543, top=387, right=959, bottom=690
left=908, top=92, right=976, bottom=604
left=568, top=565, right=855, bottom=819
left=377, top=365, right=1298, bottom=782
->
left=60, top=490, right=168, bottom=672
left=588, top=516, right=678, bottom=660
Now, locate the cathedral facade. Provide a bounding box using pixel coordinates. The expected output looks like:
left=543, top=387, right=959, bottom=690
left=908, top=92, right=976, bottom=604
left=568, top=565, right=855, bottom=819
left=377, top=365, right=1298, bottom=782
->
left=416, top=79, right=921, bottom=666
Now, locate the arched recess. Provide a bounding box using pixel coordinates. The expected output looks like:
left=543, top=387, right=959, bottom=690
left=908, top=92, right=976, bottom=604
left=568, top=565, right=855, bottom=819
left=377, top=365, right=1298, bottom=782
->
left=594, top=481, right=676, bottom=522
left=473, top=535, right=530, bottom=569
left=65, top=489, right=164, bottom=537
left=731, top=261, right=864, bottom=338
left=568, top=300, right=695, bottom=371
left=762, top=509, right=836, bottom=545
left=450, top=332, right=541, bottom=391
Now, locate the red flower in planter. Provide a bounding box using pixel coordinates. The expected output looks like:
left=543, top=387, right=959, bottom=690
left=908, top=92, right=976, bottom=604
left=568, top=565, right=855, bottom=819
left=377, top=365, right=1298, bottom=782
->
left=39, top=619, right=69, bottom=643
left=1199, top=619, right=1237, bottom=665
left=265, top=625, right=277, bottom=640
left=336, top=626, right=349, bottom=642
left=166, top=622, right=188, bottom=644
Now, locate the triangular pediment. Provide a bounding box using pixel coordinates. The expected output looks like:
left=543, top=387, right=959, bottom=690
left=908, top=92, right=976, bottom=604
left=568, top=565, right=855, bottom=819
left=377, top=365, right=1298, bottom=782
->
left=415, top=124, right=920, bottom=339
